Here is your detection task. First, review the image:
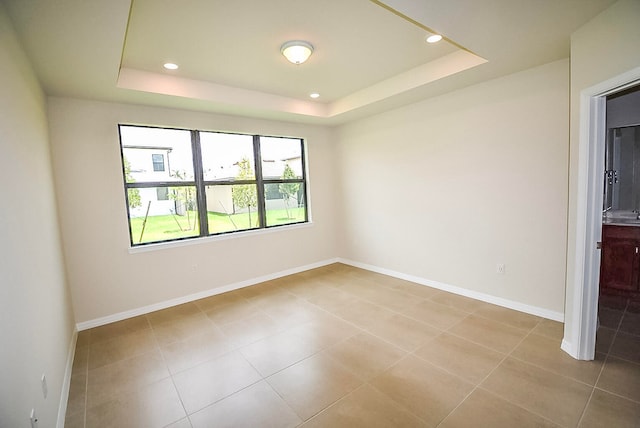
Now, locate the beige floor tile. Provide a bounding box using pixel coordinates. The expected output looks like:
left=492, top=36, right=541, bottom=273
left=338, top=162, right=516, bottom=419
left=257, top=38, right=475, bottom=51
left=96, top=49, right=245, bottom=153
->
left=204, top=298, right=261, bottom=325
left=597, top=356, right=640, bottom=402
left=429, top=291, right=488, bottom=313
left=72, top=345, right=88, bottom=375
left=366, top=313, right=441, bottom=352
left=448, top=314, right=528, bottom=354
left=240, top=329, right=319, bottom=377
left=301, top=385, right=427, bottom=428
left=440, top=388, right=560, bottom=428
left=358, top=286, right=423, bottom=313
left=401, top=299, right=469, bottom=330
left=217, top=312, right=286, bottom=347
left=301, top=285, right=362, bottom=313
left=193, top=291, right=246, bottom=313
left=531, top=319, right=564, bottom=341
left=323, top=332, right=407, bottom=380
left=160, top=328, right=233, bottom=374
left=333, top=299, right=393, bottom=328
left=63, top=410, right=85, bottom=428
left=151, top=312, right=217, bottom=346
left=511, top=333, right=604, bottom=385
left=383, top=280, right=440, bottom=299
left=370, top=355, right=474, bottom=426
left=473, top=304, right=541, bottom=330
left=481, top=357, right=593, bottom=427
left=267, top=353, right=363, bottom=421
left=596, top=327, right=616, bottom=354
left=86, top=350, right=170, bottom=408
left=609, top=331, right=640, bottom=363
left=260, top=298, right=328, bottom=326
left=88, top=328, right=158, bottom=370
left=619, top=311, right=640, bottom=336
left=146, top=302, right=202, bottom=326
left=66, top=371, right=87, bottom=418
left=579, top=388, right=640, bottom=428
left=414, top=333, right=504, bottom=384
left=172, top=351, right=261, bottom=414
left=85, top=378, right=185, bottom=428
left=88, top=315, right=150, bottom=344
left=288, top=316, right=360, bottom=352
left=190, top=381, right=301, bottom=428
left=76, top=330, right=90, bottom=348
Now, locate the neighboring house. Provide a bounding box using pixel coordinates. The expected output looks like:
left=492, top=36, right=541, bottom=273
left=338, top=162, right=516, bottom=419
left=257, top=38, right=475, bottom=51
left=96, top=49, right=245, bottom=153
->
left=123, top=145, right=177, bottom=217
left=124, top=146, right=303, bottom=217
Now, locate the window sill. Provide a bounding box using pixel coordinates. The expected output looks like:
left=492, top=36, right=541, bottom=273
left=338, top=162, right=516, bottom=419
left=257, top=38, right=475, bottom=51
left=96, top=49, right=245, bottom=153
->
left=127, top=221, right=313, bottom=254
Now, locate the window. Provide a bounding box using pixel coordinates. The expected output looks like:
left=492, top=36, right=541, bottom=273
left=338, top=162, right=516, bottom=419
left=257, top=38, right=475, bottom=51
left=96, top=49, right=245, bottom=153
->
left=152, top=153, right=165, bottom=171
left=119, top=125, right=308, bottom=246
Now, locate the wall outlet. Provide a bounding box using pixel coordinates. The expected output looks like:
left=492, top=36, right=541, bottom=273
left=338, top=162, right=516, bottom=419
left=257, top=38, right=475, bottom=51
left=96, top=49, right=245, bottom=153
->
left=496, top=263, right=506, bottom=274
left=41, top=374, right=47, bottom=399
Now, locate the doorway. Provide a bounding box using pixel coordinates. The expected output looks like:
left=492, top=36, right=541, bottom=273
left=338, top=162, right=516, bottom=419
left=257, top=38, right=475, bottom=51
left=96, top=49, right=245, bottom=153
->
left=568, top=68, right=640, bottom=361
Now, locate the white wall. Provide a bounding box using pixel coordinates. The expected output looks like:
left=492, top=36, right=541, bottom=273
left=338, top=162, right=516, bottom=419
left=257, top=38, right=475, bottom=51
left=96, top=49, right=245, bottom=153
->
left=336, top=59, right=569, bottom=315
left=0, top=4, right=76, bottom=427
left=47, top=98, right=338, bottom=324
left=565, top=0, right=640, bottom=352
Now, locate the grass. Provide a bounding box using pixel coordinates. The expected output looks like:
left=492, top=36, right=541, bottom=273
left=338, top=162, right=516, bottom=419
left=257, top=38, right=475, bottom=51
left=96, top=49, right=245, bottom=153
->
left=130, top=207, right=305, bottom=244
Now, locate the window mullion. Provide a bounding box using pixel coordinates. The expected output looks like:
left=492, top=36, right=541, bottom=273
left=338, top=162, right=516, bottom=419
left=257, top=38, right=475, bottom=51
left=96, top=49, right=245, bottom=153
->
left=191, top=130, right=209, bottom=236
left=253, top=135, right=266, bottom=228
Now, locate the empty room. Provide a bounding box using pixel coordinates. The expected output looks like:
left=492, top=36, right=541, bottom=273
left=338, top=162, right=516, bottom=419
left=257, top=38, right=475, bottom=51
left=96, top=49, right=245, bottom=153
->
left=2, top=0, right=640, bottom=427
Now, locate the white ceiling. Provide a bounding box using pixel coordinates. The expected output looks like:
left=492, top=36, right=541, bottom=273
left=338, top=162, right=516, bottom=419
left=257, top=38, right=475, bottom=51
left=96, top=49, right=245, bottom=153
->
left=3, top=0, right=616, bottom=125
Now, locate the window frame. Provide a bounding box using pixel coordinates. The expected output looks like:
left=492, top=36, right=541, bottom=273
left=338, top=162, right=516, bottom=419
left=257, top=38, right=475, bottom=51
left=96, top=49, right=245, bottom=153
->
left=118, top=125, right=309, bottom=247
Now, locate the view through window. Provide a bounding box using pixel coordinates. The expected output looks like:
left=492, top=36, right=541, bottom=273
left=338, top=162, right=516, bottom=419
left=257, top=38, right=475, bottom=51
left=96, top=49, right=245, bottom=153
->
left=119, top=125, right=308, bottom=246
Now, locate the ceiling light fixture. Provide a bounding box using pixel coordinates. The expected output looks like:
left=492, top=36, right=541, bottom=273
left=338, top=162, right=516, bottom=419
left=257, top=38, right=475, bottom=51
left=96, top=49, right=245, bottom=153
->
left=310, top=93, right=320, bottom=99
left=163, top=62, right=179, bottom=70
left=426, top=34, right=442, bottom=44
left=281, top=41, right=314, bottom=65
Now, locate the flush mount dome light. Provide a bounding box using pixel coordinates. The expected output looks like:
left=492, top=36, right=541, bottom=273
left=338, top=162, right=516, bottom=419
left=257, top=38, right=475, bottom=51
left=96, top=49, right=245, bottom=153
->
left=281, top=41, right=314, bottom=64
left=163, top=62, right=179, bottom=70
left=426, top=34, right=442, bottom=43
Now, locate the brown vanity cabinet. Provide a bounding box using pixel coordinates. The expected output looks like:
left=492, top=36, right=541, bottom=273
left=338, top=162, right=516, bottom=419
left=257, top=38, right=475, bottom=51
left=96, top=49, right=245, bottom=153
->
left=600, top=225, right=640, bottom=297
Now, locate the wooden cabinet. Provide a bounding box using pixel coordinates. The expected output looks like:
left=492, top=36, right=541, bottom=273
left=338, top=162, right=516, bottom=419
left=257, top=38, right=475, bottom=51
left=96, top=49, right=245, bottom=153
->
left=600, top=225, right=640, bottom=297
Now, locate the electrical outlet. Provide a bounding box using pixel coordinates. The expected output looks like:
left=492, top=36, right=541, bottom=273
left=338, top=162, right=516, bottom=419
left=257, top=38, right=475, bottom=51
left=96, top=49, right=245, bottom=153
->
left=30, top=408, right=38, bottom=428
left=41, top=374, right=47, bottom=399
left=496, top=263, right=506, bottom=274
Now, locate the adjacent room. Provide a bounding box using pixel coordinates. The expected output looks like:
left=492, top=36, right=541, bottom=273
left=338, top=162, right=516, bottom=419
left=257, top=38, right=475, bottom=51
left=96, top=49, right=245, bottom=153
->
left=1, top=0, right=640, bottom=427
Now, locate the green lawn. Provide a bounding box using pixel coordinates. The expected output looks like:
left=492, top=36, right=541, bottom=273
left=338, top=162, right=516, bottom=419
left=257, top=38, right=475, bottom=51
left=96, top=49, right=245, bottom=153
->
left=130, top=207, right=305, bottom=244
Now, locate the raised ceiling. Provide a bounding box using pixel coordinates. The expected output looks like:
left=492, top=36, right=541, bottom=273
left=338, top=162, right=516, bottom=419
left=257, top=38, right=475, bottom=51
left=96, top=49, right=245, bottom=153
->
left=3, top=0, right=617, bottom=124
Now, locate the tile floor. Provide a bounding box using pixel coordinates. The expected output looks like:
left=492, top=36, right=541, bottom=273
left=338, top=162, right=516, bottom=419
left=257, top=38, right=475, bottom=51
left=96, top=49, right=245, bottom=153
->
left=65, top=264, right=640, bottom=427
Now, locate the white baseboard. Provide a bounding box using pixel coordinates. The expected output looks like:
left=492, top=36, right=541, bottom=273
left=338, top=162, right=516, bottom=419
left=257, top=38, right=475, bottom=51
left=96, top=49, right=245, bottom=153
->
left=76, top=258, right=339, bottom=331
left=338, top=258, right=565, bottom=322
left=56, top=328, right=78, bottom=428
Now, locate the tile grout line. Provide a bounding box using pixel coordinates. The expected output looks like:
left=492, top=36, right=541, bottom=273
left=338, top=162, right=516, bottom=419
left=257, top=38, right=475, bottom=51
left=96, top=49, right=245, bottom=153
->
left=435, top=320, right=563, bottom=427
left=576, top=297, right=631, bottom=427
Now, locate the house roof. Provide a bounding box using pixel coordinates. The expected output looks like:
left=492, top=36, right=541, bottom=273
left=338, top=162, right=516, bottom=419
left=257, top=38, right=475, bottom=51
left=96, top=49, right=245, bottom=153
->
left=2, top=0, right=615, bottom=125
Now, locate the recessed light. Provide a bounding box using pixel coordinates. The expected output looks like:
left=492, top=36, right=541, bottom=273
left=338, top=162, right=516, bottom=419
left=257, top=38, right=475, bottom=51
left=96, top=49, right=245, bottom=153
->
left=426, top=34, right=443, bottom=43
left=310, top=93, right=320, bottom=99
left=163, top=63, right=179, bottom=70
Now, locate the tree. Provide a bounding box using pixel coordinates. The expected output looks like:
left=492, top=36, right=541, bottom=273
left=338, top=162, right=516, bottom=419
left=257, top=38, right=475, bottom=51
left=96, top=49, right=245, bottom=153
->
left=231, top=157, right=257, bottom=226
left=279, top=164, right=300, bottom=219
left=124, top=157, right=141, bottom=209
left=169, top=169, right=197, bottom=230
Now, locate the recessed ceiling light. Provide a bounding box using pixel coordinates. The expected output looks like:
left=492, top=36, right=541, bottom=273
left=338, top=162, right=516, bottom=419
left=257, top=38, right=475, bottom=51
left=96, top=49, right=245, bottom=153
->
left=163, top=63, right=179, bottom=70
left=426, top=34, right=443, bottom=44
left=310, top=93, right=320, bottom=99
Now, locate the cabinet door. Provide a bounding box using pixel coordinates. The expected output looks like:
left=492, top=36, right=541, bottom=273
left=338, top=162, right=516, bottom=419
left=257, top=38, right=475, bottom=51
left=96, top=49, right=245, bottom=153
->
left=600, top=238, right=640, bottom=291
